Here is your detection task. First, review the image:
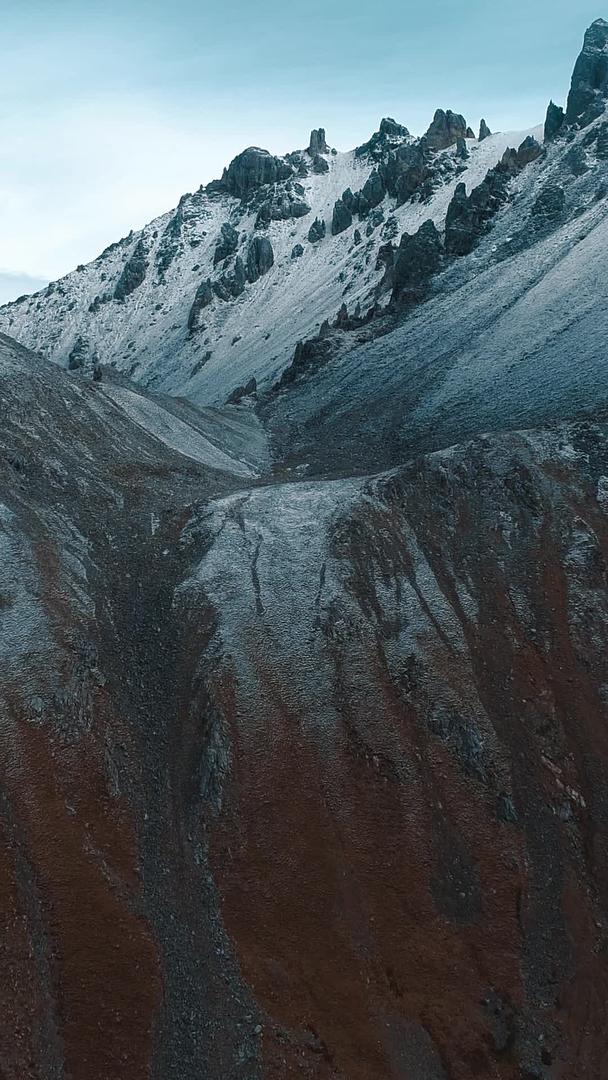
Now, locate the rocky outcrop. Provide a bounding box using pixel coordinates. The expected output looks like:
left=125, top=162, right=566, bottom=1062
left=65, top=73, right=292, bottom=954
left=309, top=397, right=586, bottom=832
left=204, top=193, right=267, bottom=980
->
left=544, top=100, right=565, bottom=141
left=392, top=219, right=442, bottom=302
left=379, top=140, right=433, bottom=205
left=308, top=128, right=329, bottom=156
left=255, top=187, right=311, bottom=227
left=358, top=169, right=386, bottom=215
left=276, top=331, right=336, bottom=388
left=514, top=135, right=544, bottom=167
left=311, top=153, right=329, bottom=174
left=213, top=257, right=247, bottom=301
left=355, top=117, right=411, bottom=160
left=246, top=236, right=274, bottom=283
left=445, top=138, right=543, bottom=256
left=457, top=136, right=469, bottom=160
left=187, top=278, right=213, bottom=331
left=566, top=18, right=608, bottom=127
left=291, top=243, right=304, bottom=259
left=213, top=147, right=293, bottom=199
left=425, top=109, right=468, bottom=150
left=67, top=334, right=89, bottom=370
left=531, top=183, right=566, bottom=224
left=307, top=217, right=326, bottom=243
left=213, top=222, right=239, bottom=267
left=226, top=375, right=257, bottom=404
left=331, top=198, right=353, bottom=235
left=479, top=118, right=492, bottom=141
left=114, top=239, right=148, bottom=301
left=155, top=209, right=183, bottom=279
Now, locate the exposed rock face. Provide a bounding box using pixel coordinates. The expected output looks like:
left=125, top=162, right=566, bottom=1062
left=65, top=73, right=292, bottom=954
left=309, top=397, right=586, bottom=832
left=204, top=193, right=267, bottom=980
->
left=392, top=219, right=442, bottom=301
left=544, top=100, right=565, bottom=141
left=532, top=182, right=566, bottom=224
left=457, top=136, right=469, bottom=160
left=308, top=127, right=329, bottom=155
left=307, top=216, right=326, bottom=243
left=187, top=278, right=213, bottom=331
left=356, top=116, right=411, bottom=160
left=479, top=118, right=492, bottom=141
left=445, top=138, right=543, bottom=256
left=255, top=188, right=311, bottom=227
left=311, top=152, right=329, bottom=174
left=359, top=169, right=386, bottom=214
left=226, top=375, right=257, bottom=403
left=214, top=146, right=294, bottom=199
left=514, top=135, right=544, bottom=167
left=246, top=236, right=274, bottom=282
left=425, top=109, right=468, bottom=150
left=331, top=197, right=353, bottom=235
left=114, top=239, right=148, bottom=301
left=67, top=334, right=89, bottom=370
left=566, top=18, right=608, bottom=127
left=379, top=140, right=433, bottom=204
left=213, top=256, right=247, bottom=301
left=213, top=222, right=239, bottom=266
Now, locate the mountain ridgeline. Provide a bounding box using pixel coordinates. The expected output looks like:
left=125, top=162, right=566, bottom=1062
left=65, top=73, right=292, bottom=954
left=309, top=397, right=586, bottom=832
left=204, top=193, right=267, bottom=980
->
left=2, top=18, right=608, bottom=1080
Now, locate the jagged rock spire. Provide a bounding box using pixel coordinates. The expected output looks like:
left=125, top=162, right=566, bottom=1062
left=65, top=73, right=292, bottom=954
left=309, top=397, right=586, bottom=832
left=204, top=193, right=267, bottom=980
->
left=308, top=128, right=329, bottom=156
left=424, top=109, right=468, bottom=150
left=566, top=18, right=608, bottom=127
left=479, top=119, right=492, bottom=141
left=544, top=100, right=565, bottom=142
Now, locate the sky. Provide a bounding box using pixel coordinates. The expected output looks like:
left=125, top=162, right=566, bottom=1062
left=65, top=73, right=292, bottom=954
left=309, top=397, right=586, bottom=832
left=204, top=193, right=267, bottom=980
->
left=0, top=0, right=602, bottom=298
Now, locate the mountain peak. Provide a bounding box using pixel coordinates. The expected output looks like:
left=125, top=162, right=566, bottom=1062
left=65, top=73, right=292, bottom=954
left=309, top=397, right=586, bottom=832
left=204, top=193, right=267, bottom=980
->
left=424, top=108, right=468, bottom=150
left=308, top=128, right=329, bottom=155
left=565, top=16, right=608, bottom=126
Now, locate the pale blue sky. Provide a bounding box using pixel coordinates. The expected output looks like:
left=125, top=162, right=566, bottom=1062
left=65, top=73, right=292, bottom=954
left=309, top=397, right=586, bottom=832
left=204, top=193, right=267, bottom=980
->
left=0, top=0, right=602, bottom=293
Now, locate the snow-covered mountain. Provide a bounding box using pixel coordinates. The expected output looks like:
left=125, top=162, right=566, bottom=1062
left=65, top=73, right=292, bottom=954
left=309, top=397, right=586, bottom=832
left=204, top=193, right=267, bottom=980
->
left=4, top=18, right=608, bottom=1080
left=0, top=116, right=541, bottom=405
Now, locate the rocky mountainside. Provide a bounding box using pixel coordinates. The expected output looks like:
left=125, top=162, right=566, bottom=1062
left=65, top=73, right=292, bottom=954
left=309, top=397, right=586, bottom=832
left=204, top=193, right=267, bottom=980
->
left=0, top=117, right=541, bottom=405
left=3, top=16, right=608, bottom=1080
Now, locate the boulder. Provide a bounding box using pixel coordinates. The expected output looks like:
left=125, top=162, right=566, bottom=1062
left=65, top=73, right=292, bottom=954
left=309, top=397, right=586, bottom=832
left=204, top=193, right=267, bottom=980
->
left=291, top=243, right=304, bottom=259
left=566, top=19, right=608, bottom=127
